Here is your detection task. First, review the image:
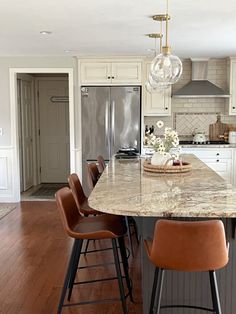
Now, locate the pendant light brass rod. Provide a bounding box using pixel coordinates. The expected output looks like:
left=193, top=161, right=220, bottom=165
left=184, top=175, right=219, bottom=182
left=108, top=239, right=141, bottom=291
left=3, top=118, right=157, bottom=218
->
left=160, top=20, right=163, bottom=52
left=155, top=37, right=157, bottom=56
left=165, top=0, right=169, bottom=47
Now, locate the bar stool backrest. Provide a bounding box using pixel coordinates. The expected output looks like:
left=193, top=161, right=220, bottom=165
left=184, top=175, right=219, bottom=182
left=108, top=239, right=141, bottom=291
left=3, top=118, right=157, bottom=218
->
left=87, top=163, right=99, bottom=190
left=55, top=187, right=82, bottom=238
left=97, top=155, right=106, bottom=173
left=68, top=173, right=86, bottom=210
left=147, top=219, right=228, bottom=272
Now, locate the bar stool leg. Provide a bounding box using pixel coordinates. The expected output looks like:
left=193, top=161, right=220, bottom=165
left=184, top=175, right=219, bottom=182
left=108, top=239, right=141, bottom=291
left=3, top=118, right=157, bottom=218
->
left=133, top=219, right=140, bottom=244
left=118, top=237, right=134, bottom=302
left=149, top=268, right=159, bottom=314
left=112, top=238, right=128, bottom=314
left=125, top=216, right=134, bottom=257
left=57, top=239, right=82, bottom=314
left=67, top=239, right=83, bottom=301
left=84, top=239, right=90, bottom=255
left=209, top=271, right=222, bottom=314
left=154, top=269, right=165, bottom=314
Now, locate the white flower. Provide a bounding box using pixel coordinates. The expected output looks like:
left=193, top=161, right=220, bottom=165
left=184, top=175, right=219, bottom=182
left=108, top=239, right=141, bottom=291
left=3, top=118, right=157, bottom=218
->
left=147, top=120, right=180, bottom=158
left=156, top=120, right=164, bottom=129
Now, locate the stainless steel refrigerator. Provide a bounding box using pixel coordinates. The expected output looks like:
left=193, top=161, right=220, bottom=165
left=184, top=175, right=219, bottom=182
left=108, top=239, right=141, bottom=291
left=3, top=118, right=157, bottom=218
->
left=81, top=86, right=141, bottom=161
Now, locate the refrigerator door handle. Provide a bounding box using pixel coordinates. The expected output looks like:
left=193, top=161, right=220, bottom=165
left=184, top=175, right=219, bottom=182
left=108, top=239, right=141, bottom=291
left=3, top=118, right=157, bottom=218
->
left=111, top=100, right=115, bottom=149
left=105, top=100, right=110, bottom=153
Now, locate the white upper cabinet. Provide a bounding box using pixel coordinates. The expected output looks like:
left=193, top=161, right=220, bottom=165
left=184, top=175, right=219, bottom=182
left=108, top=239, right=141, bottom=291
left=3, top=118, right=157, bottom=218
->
left=228, top=58, right=236, bottom=115
left=143, top=62, right=171, bottom=116
left=80, top=62, right=112, bottom=84
left=80, top=60, right=142, bottom=85
left=111, top=62, right=142, bottom=84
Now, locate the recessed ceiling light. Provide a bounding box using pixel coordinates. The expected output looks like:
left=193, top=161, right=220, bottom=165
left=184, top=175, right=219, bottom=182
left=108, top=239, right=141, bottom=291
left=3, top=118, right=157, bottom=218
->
left=40, top=31, right=52, bottom=35
left=146, top=48, right=156, bottom=52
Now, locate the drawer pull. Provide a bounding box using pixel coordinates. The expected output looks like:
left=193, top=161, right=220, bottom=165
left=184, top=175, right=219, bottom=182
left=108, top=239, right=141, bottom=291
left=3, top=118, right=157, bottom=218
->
left=107, top=76, right=111, bottom=79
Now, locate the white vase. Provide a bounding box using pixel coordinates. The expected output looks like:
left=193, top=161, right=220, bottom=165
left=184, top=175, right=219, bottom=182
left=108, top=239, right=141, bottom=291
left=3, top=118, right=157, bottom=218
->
left=151, top=152, right=173, bottom=166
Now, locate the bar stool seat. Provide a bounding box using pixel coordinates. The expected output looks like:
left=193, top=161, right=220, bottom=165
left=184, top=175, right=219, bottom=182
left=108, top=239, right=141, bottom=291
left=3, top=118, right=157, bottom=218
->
left=144, top=219, right=229, bottom=314
left=56, top=187, right=133, bottom=314
left=70, top=213, right=127, bottom=239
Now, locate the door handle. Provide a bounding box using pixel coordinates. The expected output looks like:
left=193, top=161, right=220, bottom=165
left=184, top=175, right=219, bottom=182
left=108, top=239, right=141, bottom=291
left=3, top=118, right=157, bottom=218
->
left=105, top=101, right=109, bottom=151
left=111, top=101, right=115, bottom=147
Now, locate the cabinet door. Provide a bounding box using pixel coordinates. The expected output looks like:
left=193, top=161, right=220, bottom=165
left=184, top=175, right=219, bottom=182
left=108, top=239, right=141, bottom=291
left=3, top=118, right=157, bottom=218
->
left=144, top=87, right=171, bottom=116
left=229, top=60, right=236, bottom=115
left=182, top=148, right=233, bottom=183
left=111, top=62, right=142, bottom=84
left=80, top=62, right=112, bottom=84
left=143, top=63, right=171, bottom=116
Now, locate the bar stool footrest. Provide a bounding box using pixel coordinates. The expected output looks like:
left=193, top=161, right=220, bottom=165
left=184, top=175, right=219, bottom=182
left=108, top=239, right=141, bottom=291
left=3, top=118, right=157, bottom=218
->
left=62, top=292, right=131, bottom=308
left=73, top=275, right=127, bottom=285
left=160, top=304, right=214, bottom=312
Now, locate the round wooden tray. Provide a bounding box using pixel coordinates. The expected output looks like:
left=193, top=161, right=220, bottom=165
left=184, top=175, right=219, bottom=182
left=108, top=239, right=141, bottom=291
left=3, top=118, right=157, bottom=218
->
left=143, top=159, right=192, bottom=174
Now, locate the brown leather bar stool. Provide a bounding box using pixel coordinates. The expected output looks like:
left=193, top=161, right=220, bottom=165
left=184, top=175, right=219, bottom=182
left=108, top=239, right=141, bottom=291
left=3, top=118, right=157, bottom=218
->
left=68, top=172, right=102, bottom=254
left=144, top=219, right=229, bottom=314
left=56, top=187, right=133, bottom=314
left=87, top=162, right=100, bottom=190
left=87, top=162, right=139, bottom=258
left=97, top=155, right=106, bottom=173
left=68, top=173, right=101, bottom=217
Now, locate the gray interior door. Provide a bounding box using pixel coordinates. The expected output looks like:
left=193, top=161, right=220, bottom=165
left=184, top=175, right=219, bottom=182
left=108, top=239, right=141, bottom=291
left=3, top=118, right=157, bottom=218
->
left=81, top=86, right=110, bottom=161
left=110, top=86, right=141, bottom=155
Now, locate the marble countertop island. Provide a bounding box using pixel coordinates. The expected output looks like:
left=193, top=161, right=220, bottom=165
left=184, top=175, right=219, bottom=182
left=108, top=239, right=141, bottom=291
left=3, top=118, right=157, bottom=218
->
left=89, top=155, right=236, bottom=217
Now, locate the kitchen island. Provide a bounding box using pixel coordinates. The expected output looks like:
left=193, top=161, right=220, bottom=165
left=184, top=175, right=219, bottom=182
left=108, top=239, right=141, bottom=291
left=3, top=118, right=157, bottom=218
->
left=89, top=155, right=236, bottom=313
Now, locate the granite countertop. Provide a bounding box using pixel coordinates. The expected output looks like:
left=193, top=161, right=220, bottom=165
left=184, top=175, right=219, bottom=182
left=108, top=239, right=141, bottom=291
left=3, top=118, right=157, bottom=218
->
left=143, top=144, right=236, bottom=149
left=89, top=155, right=236, bottom=218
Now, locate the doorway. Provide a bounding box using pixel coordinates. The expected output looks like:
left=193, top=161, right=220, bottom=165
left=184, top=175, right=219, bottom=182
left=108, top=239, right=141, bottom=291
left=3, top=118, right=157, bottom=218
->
left=18, top=74, right=70, bottom=200
left=10, top=68, right=75, bottom=202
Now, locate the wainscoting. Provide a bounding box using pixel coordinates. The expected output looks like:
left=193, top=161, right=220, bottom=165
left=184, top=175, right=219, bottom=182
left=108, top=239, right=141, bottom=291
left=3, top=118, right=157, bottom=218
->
left=0, top=147, right=17, bottom=202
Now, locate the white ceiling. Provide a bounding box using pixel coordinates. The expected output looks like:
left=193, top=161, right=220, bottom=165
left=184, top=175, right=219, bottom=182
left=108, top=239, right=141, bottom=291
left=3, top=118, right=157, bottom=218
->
left=1, top=0, right=236, bottom=58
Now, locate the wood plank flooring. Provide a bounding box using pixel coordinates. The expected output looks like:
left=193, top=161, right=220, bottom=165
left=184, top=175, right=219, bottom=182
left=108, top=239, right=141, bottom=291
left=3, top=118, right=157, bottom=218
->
left=0, top=201, right=142, bottom=314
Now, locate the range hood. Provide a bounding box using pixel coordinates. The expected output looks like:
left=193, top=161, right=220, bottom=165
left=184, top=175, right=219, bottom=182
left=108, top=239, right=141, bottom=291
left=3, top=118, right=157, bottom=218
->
left=172, top=59, right=230, bottom=98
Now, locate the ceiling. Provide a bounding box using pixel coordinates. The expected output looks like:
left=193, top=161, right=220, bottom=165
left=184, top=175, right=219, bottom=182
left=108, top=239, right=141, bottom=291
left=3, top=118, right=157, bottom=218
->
left=1, top=0, right=236, bottom=58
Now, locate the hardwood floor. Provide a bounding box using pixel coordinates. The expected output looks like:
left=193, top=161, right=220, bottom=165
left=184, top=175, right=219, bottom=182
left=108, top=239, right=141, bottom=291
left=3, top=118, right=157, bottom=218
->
left=0, top=201, right=142, bottom=314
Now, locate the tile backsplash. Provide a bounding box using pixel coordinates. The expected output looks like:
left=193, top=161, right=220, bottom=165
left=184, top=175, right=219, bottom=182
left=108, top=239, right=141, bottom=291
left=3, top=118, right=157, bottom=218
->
left=174, top=113, right=218, bottom=136
left=144, top=58, right=236, bottom=137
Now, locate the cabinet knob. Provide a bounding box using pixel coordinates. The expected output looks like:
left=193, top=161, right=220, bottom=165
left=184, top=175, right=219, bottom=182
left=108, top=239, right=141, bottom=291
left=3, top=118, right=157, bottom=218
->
left=216, top=159, right=219, bottom=162
left=107, top=76, right=111, bottom=79
left=233, top=107, right=236, bottom=109
left=165, top=107, right=168, bottom=110
left=112, top=76, right=115, bottom=79
left=216, top=153, right=219, bottom=156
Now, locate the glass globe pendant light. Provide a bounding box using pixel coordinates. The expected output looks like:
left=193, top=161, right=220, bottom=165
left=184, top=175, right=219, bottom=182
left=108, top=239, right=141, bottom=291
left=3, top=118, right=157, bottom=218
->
left=145, top=33, right=163, bottom=93
left=150, top=0, right=182, bottom=87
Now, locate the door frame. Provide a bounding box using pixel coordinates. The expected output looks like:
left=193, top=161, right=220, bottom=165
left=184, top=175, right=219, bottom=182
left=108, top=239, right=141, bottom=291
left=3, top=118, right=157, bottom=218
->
left=9, top=68, right=75, bottom=202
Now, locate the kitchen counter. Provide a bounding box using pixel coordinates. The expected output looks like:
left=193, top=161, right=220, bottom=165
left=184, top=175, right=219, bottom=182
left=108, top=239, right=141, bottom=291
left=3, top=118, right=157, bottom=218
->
left=89, top=154, right=236, bottom=217
left=89, top=155, right=236, bottom=314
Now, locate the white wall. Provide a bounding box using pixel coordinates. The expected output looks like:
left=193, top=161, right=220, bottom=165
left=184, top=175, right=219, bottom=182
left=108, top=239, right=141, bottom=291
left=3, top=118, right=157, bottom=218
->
left=0, top=57, right=78, bottom=146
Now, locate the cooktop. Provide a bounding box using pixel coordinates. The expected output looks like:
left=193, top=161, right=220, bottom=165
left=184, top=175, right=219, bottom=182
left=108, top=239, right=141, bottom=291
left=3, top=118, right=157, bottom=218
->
left=180, top=140, right=229, bottom=145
